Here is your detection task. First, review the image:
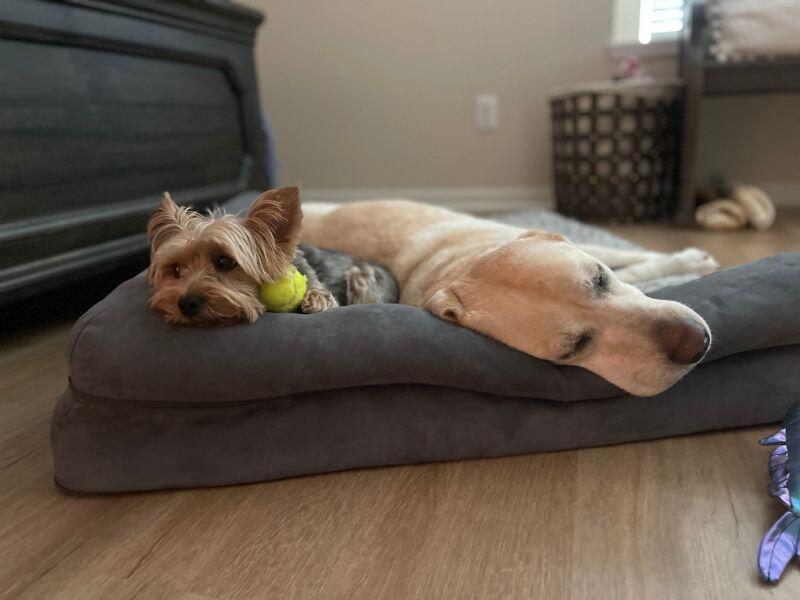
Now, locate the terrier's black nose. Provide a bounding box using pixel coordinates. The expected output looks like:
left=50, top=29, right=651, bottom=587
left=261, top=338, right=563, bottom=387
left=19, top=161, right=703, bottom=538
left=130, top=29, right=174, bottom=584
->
left=178, top=294, right=204, bottom=317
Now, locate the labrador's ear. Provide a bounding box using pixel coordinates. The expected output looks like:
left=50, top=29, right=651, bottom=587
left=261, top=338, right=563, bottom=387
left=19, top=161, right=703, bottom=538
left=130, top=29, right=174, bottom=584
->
left=518, top=229, right=567, bottom=243
left=424, top=286, right=465, bottom=324
left=147, top=192, right=198, bottom=254
left=245, top=186, right=302, bottom=256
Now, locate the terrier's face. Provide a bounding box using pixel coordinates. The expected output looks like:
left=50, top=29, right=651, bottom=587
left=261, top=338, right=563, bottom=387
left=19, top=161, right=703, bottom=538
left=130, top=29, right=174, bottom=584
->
left=146, top=187, right=302, bottom=326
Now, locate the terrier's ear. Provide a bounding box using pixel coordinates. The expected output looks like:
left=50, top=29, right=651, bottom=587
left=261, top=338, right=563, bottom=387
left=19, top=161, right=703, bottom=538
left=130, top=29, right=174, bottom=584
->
left=245, top=187, right=302, bottom=257
left=518, top=229, right=567, bottom=243
left=424, top=285, right=465, bottom=324
left=147, top=192, right=196, bottom=254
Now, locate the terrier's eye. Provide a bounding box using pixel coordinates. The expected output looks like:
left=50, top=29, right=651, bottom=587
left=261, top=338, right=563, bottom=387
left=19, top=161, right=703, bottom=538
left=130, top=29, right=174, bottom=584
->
left=172, top=263, right=181, bottom=279
left=214, top=255, right=236, bottom=272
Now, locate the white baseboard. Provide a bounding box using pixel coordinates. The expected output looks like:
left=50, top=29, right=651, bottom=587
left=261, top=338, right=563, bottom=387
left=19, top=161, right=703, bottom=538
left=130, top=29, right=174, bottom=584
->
left=300, top=186, right=554, bottom=214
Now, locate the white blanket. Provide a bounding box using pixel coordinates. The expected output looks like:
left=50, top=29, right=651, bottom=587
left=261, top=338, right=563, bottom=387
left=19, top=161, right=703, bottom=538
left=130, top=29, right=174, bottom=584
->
left=709, top=0, right=800, bottom=62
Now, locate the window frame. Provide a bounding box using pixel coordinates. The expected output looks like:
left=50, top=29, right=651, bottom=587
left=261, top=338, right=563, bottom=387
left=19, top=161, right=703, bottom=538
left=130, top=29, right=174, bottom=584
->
left=610, top=0, right=682, bottom=58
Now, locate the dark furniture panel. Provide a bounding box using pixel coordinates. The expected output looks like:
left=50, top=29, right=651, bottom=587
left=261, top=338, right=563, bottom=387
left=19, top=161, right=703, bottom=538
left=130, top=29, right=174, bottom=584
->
left=0, top=0, right=269, bottom=305
left=1, top=40, right=244, bottom=221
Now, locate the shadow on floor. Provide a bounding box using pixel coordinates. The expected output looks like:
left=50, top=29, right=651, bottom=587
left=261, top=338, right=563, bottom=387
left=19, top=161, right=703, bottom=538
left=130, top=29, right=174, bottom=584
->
left=0, top=261, right=147, bottom=342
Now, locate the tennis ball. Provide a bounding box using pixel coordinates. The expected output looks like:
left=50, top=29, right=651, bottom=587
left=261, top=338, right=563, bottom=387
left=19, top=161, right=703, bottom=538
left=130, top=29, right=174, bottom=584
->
left=259, top=268, right=308, bottom=313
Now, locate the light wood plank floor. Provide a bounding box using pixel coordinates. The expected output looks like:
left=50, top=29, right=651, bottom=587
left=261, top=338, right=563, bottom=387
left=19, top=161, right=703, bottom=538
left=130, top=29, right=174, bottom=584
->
left=2, top=212, right=800, bottom=600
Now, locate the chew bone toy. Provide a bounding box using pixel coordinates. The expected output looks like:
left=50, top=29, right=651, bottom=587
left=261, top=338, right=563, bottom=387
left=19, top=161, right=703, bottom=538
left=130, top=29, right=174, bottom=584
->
left=695, top=182, right=776, bottom=232
left=758, top=405, right=800, bottom=583
left=258, top=267, right=308, bottom=313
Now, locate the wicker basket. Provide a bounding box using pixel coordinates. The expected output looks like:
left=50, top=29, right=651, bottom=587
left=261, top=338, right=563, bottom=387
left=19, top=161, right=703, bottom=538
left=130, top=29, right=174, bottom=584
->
left=550, top=79, right=682, bottom=223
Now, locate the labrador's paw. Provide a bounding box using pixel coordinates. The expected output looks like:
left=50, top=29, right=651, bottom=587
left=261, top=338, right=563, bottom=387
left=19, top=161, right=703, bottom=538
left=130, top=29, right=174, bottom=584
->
left=673, top=248, right=720, bottom=275
left=345, top=264, right=380, bottom=304
left=301, top=287, right=339, bottom=313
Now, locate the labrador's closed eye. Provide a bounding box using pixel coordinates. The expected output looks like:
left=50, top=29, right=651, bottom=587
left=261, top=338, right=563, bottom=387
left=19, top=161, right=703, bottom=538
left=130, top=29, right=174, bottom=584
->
left=559, top=331, right=594, bottom=361
left=592, top=264, right=609, bottom=296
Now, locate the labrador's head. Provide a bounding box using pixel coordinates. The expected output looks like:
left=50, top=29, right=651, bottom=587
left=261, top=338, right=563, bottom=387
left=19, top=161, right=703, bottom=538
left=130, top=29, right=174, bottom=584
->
left=425, top=230, right=710, bottom=396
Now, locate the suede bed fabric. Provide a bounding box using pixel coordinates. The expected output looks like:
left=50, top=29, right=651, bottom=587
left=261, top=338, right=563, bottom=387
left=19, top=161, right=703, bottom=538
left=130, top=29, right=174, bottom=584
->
left=67, top=255, right=800, bottom=405
left=52, top=253, right=800, bottom=493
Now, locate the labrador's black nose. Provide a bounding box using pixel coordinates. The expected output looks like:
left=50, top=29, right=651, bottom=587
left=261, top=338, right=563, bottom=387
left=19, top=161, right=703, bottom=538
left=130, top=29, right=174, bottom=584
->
left=657, top=317, right=710, bottom=365
left=178, top=294, right=205, bottom=317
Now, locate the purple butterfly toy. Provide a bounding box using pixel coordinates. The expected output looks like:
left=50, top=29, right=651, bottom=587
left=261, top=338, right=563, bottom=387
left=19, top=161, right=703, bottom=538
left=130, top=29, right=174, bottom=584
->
left=758, top=405, right=800, bottom=583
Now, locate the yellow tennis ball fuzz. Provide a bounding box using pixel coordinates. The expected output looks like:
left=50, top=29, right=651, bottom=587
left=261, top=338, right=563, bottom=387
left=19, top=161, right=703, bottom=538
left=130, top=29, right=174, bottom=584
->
left=259, top=268, right=307, bottom=313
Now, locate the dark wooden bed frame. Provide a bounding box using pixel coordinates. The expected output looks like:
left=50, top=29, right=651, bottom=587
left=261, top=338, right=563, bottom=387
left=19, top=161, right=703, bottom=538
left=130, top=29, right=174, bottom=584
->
left=0, top=0, right=270, bottom=305
left=676, top=1, right=800, bottom=224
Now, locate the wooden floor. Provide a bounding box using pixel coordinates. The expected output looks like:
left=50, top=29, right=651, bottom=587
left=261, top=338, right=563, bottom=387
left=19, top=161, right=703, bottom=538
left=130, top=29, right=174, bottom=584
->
left=2, top=212, right=800, bottom=600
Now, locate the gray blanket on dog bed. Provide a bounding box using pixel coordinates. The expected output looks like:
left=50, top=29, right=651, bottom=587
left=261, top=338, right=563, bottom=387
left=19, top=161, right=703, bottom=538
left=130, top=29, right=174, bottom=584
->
left=51, top=199, right=800, bottom=492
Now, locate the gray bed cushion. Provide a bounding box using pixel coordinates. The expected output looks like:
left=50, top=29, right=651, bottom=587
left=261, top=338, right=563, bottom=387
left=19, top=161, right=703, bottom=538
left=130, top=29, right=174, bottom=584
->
left=52, top=253, right=800, bottom=493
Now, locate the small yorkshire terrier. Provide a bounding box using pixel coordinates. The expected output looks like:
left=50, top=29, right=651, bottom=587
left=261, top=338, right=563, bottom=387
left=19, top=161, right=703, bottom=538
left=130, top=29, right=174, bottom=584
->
left=147, top=186, right=397, bottom=326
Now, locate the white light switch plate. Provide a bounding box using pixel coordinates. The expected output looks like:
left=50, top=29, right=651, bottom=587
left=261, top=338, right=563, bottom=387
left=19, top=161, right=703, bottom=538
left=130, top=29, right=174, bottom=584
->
left=474, top=93, right=499, bottom=132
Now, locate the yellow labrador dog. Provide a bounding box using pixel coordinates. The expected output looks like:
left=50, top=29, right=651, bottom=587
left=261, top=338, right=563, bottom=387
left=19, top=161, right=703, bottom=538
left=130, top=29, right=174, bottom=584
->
left=301, top=200, right=715, bottom=396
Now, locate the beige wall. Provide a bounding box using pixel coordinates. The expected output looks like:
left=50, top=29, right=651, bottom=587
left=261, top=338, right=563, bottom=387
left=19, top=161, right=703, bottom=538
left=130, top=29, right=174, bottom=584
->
left=695, top=95, right=800, bottom=205
left=239, top=0, right=800, bottom=204
left=645, top=57, right=800, bottom=206
left=238, top=0, right=615, bottom=190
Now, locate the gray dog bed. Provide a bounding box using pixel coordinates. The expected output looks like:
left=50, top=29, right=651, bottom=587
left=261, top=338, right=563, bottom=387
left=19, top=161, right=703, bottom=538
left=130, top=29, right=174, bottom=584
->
left=51, top=203, right=800, bottom=493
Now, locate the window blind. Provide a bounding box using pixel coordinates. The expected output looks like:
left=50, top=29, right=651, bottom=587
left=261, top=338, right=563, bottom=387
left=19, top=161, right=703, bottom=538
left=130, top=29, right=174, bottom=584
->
left=639, top=0, right=685, bottom=44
